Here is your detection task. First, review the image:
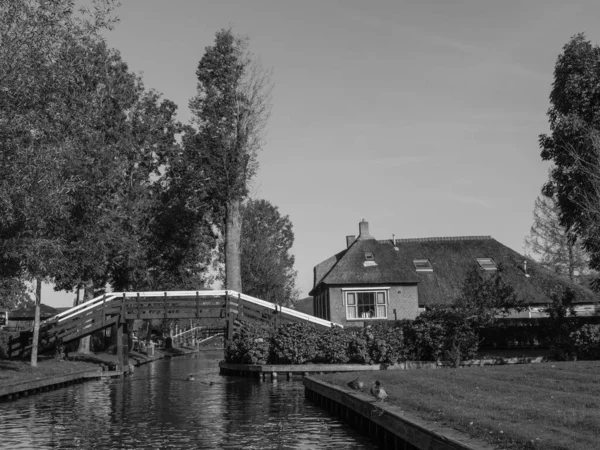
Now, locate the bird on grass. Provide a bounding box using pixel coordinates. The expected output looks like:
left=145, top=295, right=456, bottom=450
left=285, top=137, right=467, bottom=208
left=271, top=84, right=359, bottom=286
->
left=370, top=380, right=388, bottom=402
left=370, top=380, right=388, bottom=417
left=347, top=377, right=364, bottom=391
left=186, top=375, right=195, bottom=381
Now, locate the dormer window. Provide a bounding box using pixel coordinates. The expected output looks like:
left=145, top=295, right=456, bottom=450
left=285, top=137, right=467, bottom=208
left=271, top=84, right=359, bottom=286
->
left=413, top=259, right=433, bottom=272
left=363, top=251, right=377, bottom=267
left=477, top=258, right=497, bottom=271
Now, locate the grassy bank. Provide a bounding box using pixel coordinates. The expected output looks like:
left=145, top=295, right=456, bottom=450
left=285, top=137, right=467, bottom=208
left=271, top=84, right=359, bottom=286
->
left=319, top=361, right=600, bottom=450
left=0, top=357, right=101, bottom=386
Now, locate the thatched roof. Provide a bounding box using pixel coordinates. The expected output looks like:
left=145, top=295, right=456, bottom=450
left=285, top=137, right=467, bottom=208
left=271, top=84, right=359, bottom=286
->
left=309, top=222, right=599, bottom=306
left=309, top=237, right=420, bottom=295
left=390, top=236, right=598, bottom=306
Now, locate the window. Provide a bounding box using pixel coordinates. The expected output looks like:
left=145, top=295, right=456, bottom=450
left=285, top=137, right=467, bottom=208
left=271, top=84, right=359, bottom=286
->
left=476, top=258, right=497, bottom=271
left=314, top=291, right=330, bottom=320
left=413, top=259, right=433, bottom=272
left=345, top=290, right=387, bottom=320
left=365, top=252, right=374, bottom=260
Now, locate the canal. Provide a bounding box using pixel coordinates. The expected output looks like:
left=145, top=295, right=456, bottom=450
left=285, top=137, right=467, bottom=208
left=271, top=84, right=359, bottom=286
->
left=0, top=351, right=377, bottom=449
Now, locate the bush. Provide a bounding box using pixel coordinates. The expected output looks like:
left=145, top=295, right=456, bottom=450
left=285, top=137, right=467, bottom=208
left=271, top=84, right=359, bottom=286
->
left=270, top=322, right=319, bottom=364
left=225, top=322, right=270, bottom=364
left=403, top=319, right=446, bottom=361
left=361, top=324, right=406, bottom=365
left=315, top=326, right=352, bottom=364
left=570, top=324, right=600, bottom=360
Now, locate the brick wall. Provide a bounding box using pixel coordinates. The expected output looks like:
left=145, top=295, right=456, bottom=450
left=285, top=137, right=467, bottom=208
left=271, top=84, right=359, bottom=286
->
left=327, top=284, right=419, bottom=327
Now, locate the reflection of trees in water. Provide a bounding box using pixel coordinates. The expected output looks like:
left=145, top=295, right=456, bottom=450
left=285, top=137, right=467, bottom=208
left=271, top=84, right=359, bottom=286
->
left=0, top=356, right=376, bottom=449
left=217, top=377, right=307, bottom=448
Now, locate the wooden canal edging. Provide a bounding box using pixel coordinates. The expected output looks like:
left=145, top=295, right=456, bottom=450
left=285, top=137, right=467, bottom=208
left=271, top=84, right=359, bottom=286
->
left=219, top=361, right=440, bottom=380
left=0, top=369, right=124, bottom=402
left=303, top=376, right=497, bottom=450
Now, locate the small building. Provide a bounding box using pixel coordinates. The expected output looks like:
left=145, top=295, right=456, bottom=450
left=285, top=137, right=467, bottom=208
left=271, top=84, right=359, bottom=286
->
left=309, top=220, right=599, bottom=327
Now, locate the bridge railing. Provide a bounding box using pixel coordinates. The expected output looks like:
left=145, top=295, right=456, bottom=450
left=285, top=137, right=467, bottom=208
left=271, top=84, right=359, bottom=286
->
left=232, top=291, right=340, bottom=328
left=51, top=290, right=341, bottom=328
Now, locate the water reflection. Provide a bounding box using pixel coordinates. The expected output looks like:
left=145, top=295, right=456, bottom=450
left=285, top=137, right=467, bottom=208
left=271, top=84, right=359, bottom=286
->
left=0, top=352, right=375, bottom=449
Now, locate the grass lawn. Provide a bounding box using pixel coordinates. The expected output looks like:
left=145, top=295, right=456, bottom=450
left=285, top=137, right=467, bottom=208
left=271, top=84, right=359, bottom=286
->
left=0, top=357, right=100, bottom=385
left=319, top=361, right=600, bottom=450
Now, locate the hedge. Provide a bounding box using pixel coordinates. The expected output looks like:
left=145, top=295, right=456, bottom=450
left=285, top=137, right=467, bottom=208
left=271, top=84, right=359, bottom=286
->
left=224, top=318, right=600, bottom=365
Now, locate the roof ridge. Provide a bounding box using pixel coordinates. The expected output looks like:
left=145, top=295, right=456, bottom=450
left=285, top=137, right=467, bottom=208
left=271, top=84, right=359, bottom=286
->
left=384, top=235, right=493, bottom=243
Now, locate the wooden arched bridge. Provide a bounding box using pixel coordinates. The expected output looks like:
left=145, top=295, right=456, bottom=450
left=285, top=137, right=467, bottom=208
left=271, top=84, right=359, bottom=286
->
left=9, top=290, right=340, bottom=369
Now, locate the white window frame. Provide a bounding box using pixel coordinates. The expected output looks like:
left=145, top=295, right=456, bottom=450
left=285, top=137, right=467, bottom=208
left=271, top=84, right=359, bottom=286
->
left=343, top=288, right=389, bottom=320
left=413, top=259, right=433, bottom=272
left=476, top=258, right=498, bottom=271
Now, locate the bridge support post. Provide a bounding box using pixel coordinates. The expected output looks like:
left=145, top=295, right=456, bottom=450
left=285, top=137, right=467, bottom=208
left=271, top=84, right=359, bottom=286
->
left=116, top=317, right=129, bottom=373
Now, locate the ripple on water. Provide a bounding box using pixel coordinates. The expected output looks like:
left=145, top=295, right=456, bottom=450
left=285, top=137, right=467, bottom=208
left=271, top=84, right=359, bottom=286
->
left=0, top=353, right=376, bottom=449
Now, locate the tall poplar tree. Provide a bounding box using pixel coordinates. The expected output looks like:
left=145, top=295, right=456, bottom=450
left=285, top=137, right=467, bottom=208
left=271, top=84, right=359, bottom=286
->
left=189, top=28, right=272, bottom=292
left=540, top=33, right=600, bottom=282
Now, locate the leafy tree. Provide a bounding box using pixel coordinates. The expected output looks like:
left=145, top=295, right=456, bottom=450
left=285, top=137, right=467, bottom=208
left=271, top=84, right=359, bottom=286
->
left=0, top=0, right=120, bottom=292
left=188, top=28, right=272, bottom=292
left=232, top=199, right=299, bottom=306
left=0, top=0, right=122, bottom=360
left=0, top=277, right=32, bottom=311
left=140, top=124, right=218, bottom=291
left=540, top=33, right=600, bottom=284
left=544, top=287, right=578, bottom=360
left=414, top=267, right=519, bottom=366
left=524, top=196, right=590, bottom=282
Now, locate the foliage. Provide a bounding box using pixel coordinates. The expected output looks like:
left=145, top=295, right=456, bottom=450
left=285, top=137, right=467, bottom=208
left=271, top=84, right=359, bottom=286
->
left=0, top=277, right=32, bottom=310
left=224, top=322, right=270, bottom=364
left=0, top=0, right=120, bottom=291
left=539, top=33, right=600, bottom=287
left=544, top=287, right=578, bottom=359
left=570, top=324, right=600, bottom=359
left=524, top=196, right=591, bottom=282
left=188, top=28, right=272, bottom=291
left=409, top=268, right=520, bottom=366
left=1, top=0, right=215, bottom=297
left=225, top=322, right=407, bottom=365
left=404, top=314, right=449, bottom=361
left=367, top=324, right=405, bottom=365
left=269, top=322, right=319, bottom=364
left=314, top=326, right=352, bottom=364
left=216, top=199, right=299, bottom=305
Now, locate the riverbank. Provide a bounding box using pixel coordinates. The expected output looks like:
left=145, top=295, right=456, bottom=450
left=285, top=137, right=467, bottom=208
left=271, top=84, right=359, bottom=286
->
left=0, top=345, right=210, bottom=401
left=315, top=361, right=600, bottom=450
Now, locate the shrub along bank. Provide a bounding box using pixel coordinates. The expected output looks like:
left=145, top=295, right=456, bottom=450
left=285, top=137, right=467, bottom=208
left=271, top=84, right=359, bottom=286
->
left=225, top=318, right=600, bottom=366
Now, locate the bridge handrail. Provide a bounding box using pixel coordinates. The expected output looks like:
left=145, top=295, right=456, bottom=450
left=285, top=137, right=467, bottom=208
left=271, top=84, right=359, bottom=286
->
left=42, top=289, right=342, bottom=328
left=172, top=326, right=203, bottom=339
left=232, top=291, right=341, bottom=328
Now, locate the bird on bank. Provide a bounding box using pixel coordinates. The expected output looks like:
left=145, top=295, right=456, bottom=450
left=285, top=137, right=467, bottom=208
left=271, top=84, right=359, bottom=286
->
left=187, top=375, right=195, bottom=381
left=370, top=380, right=388, bottom=402
left=347, top=377, right=364, bottom=391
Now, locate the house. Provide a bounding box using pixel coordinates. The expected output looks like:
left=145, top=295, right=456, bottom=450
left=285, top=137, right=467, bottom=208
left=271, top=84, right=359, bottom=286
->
left=309, top=220, right=599, bottom=327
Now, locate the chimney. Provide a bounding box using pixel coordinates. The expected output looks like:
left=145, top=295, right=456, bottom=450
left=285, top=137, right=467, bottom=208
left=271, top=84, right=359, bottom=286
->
left=346, top=235, right=356, bottom=248
left=358, top=219, right=372, bottom=240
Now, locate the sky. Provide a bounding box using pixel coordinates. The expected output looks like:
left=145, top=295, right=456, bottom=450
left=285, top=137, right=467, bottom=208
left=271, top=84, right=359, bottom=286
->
left=42, top=0, right=600, bottom=307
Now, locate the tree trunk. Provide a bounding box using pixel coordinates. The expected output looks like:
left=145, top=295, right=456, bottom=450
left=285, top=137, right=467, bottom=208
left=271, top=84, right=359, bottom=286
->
left=568, top=242, right=575, bottom=282
left=77, top=279, right=93, bottom=354
left=225, top=198, right=243, bottom=292
left=30, top=278, right=42, bottom=367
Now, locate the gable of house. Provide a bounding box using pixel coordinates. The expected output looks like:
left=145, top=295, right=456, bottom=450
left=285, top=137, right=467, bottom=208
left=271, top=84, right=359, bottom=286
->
left=310, top=235, right=419, bottom=296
